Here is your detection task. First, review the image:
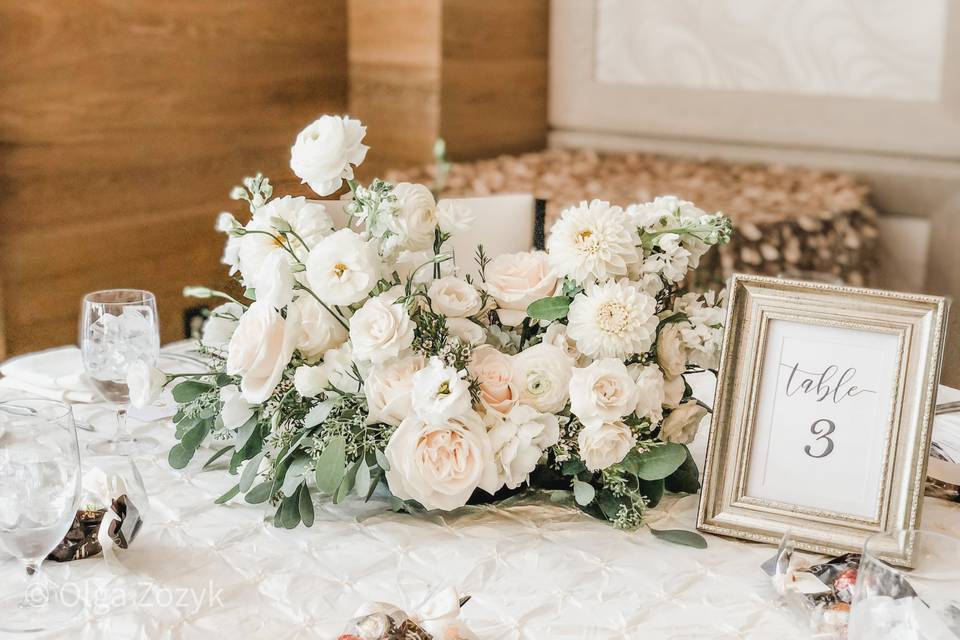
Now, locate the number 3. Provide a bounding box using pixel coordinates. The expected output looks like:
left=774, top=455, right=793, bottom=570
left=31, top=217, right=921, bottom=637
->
left=804, top=419, right=835, bottom=459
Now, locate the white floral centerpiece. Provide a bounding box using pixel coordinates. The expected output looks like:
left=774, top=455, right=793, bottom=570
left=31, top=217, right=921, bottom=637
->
left=130, top=114, right=732, bottom=546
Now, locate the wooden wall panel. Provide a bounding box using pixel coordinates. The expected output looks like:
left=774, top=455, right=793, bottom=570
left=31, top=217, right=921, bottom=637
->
left=0, top=0, right=347, bottom=355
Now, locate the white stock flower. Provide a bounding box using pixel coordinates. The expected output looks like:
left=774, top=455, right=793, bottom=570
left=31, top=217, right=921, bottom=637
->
left=226, top=301, right=301, bottom=403
left=642, top=233, right=691, bottom=283
left=663, top=374, right=685, bottom=409
left=628, top=363, right=665, bottom=423
left=577, top=420, right=636, bottom=472
left=546, top=199, right=640, bottom=284
left=468, top=345, right=519, bottom=417
left=349, top=293, right=415, bottom=364
left=488, top=405, right=560, bottom=490
left=365, top=354, right=426, bottom=427
left=290, top=115, right=368, bottom=196
left=292, top=295, right=348, bottom=361
left=569, top=358, right=639, bottom=428
left=127, top=361, right=166, bottom=409
left=661, top=401, right=708, bottom=444
left=200, top=302, right=244, bottom=350
left=384, top=410, right=498, bottom=511
left=625, top=195, right=705, bottom=233
left=220, top=384, right=255, bottom=430
left=411, top=357, right=473, bottom=423
left=436, top=199, right=474, bottom=234
left=656, top=323, right=688, bottom=378
left=483, top=251, right=557, bottom=326
left=388, top=182, right=438, bottom=251
left=511, top=343, right=572, bottom=413
left=566, top=279, right=659, bottom=359
left=305, top=228, right=381, bottom=305
left=447, top=318, right=486, bottom=346
left=428, top=276, right=483, bottom=318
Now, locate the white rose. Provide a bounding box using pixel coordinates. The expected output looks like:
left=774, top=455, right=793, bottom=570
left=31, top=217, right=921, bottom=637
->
left=365, top=354, right=425, bottom=427
left=290, top=115, right=368, bottom=196
left=292, top=295, right=348, bottom=361
left=389, top=182, right=438, bottom=251
left=293, top=364, right=328, bottom=398
left=629, top=363, right=665, bottom=423
left=511, top=343, right=572, bottom=413
left=226, top=301, right=301, bottom=403
left=436, top=199, right=474, bottom=234
left=428, top=276, right=483, bottom=318
left=657, top=323, right=689, bottom=378
left=251, top=249, right=295, bottom=309
left=447, top=317, right=486, bottom=346
left=577, top=420, right=636, bottom=471
left=305, top=228, right=381, bottom=305
left=201, top=302, right=244, bottom=350
left=127, top=361, right=166, bottom=409
left=468, top=345, right=519, bottom=417
left=569, top=358, right=639, bottom=428
left=220, top=384, right=255, bottom=431
left=661, top=401, right=708, bottom=444
left=488, top=405, right=560, bottom=490
left=663, top=374, right=685, bottom=409
left=411, top=357, right=473, bottom=423
left=349, top=294, right=415, bottom=364
left=384, top=411, right=498, bottom=511
left=484, top=251, right=557, bottom=326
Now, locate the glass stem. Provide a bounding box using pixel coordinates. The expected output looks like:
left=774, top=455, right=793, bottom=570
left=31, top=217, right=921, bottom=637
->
left=21, top=557, right=47, bottom=608
left=115, top=406, right=132, bottom=443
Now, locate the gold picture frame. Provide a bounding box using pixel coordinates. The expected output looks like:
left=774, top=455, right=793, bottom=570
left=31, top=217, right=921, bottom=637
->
left=697, top=274, right=949, bottom=566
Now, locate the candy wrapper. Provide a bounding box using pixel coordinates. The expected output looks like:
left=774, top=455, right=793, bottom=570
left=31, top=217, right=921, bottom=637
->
left=338, top=588, right=476, bottom=640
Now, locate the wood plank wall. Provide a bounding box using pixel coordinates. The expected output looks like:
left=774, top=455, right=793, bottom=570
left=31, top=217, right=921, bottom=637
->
left=0, top=1, right=347, bottom=357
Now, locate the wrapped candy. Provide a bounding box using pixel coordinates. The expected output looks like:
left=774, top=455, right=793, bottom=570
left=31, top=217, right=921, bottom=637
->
left=338, top=589, right=476, bottom=640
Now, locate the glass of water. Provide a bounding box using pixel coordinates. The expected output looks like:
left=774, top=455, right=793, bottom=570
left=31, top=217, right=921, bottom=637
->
left=0, top=398, right=84, bottom=633
left=80, top=289, right=161, bottom=455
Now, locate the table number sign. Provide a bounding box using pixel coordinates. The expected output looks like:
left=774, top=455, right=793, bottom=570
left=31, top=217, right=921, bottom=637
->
left=698, top=275, right=948, bottom=565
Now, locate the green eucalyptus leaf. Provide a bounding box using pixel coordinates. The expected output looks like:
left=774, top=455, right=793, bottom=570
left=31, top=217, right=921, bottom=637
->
left=234, top=415, right=259, bottom=450
left=334, top=460, right=359, bottom=504
left=168, top=444, right=195, bottom=470
left=279, top=492, right=301, bottom=529
left=239, top=452, right=265, bottom=493
left=202, top=445, right=234, bottom=471
left=665, top=447, right=700, bottom=494
left=623, top=443, right=687, bottom=481
left=214, top=484, right=240, bottom=504
left=315, top=436, right=346, bottom=495
left=281, top=455, right=310, bottom=497
left=181, top=420, right=210, bottom=452
left=596, top=490, right=626, bottom=521
left=364, top=470, right=382, bottom=502
left=244, top=481, right=273, bottom=504
left=561, top=459, right=586, bottom=476
left=572, top=478, right=595, bottom=506
left=526, top=296, right=571, bottom=321
left=374, top=448, right=390, bottom=472
left=649, top=528, right=708, bottom=549
left=637, top=477, right=665, bottom=508
left=354, top=459, right=371, bottom=497
left=299, top=485, right=315, bottom=527
left=171, top=380, right=214, bottom=403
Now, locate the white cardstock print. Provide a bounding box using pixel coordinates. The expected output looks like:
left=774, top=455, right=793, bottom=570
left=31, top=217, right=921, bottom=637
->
left=745, top=318, right=900, bottom=520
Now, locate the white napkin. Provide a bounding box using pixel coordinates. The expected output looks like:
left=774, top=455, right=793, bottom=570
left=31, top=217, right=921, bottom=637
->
left=0, top=346, right=98, bottom=403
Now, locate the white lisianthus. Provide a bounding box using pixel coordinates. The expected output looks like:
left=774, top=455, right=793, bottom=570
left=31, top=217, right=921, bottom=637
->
left=219, top=384, right=255, bottom=430
left=292, top=295, right=348, bottom=362
left=349, top=293, right=415, bottom=364
left=628, top=363, right=665, bottom=423
left=305, top=228, right=381, bottom=305
left=566, top=279, right=659, bottom=359
left=200, top=302, right=244, bottom=350
left=127, top=360, right=166, bottom=409
left=483, top=251, right=557, bottom=326
left=446, top=318, right=486, bottom=346
left=251, top=249, right=295, bottom=309
left=252, top=196, right=334, bottom=258
left=488, top=405, right=560, bottom=490
left=384, top=410, right=499, bottom=511
left=428, top=276, right=483, bottom=318
left=290, top=115, right=368, bottom=196
left=577, top=420, right=636, bottom=472
left=411, top=357, right=473, bottom=423
left=661, top=401, right=708, bottom=444
left=365, top=354, right=425, bottom=427
left=468, top=345, right=519, bottom=417
left=656, top=323, right=688, bottom=378
left=436, top=199, right=475, bottom=234
left=511, top=343, right=572, bottom=413
left=226, top=301, right=301, bottom=403
left=294, top=364, right=328, bottom=398
left=569, top=358, right=640, bottom=428
left=388, top=182, right=438, bottom=251
left=642, top=233, right=691, bottom=283
left=546, top=199, right=640, bottom=284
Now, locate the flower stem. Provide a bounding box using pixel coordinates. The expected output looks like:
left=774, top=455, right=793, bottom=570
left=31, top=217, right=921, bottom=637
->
left=296, top=285, right=350, bottom=331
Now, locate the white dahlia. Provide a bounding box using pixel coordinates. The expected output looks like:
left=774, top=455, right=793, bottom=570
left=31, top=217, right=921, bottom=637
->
left=566, top=279, right=659, bottom=359
left=546, top=200, right=640, bottom=284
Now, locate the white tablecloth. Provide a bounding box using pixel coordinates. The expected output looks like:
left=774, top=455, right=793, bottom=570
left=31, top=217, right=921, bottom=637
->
left=1, top=352, right=958, bottom=639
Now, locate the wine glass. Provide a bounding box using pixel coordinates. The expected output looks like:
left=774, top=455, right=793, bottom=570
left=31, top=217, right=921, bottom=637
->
left=0, top=398, right=84, bottom=633
left=80, top=289, right=161, bottom=455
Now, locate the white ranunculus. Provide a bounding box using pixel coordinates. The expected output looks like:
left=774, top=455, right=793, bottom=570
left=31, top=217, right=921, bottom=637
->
left=446, top=317, right=486, bottom=346
left=349, top=293, right=415, bottom=364
left=388, top=182, right=438, bottom=251
left=201, top=302, right=244, bottom=350
left=511, top=343, right=572, bottom=413
left=384, top=410, right=498, bottom=511
left=428, top=276, right=483, bottom=318
left=127, top=361, right=166, bottom=409
left=436, top=199, right=475, bottom=234
left=305, top=228, right=381, bottom=306
left=410, top=357, right=473, bottom=424
left=483, top=251, right=557, bottom=326
left=251, top=249, right=295, bottom=309
left=292, top=295, right=348, bottom=362
left=226, top=301, right=301, bottom=403
left=628, top=363, right=665, bottom=423
left=293, top=363, right=328, bottom=398
left=220, top=384, right=255, bottom=430
left=661, top=401, right=708, bottom=444
left=663, top=374, right=685, bottom=409
left=547, top=199, right=640, bottom=284
left=365, top=354, right=426, bottom=427
left=577, top=420, right=636, bottom=472
left=488, top=405, right=560, bottom=490
left=468, top=345, right=519, bottom=417
left=569, top=358, right=639, bottom=428
left=290, top=115, right=368, bottom=197
left=657, top=323, right=688, bottom=378
left=567, top=279, right=659, bottom=359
